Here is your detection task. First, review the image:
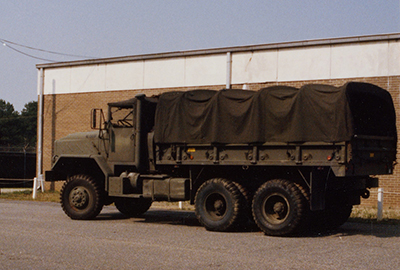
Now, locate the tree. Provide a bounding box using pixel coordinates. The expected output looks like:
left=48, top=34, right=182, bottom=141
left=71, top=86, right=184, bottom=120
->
left=20, top=101, right=38, bottom=148
left=0, top=99, right=19, bottom=147
left=0, top=99, right=18, bottom=118
left=0, top=100, right=37, bottom=148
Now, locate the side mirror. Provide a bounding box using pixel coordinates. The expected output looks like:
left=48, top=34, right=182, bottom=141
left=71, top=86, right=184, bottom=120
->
left=91, top=108, right=105, bottom=129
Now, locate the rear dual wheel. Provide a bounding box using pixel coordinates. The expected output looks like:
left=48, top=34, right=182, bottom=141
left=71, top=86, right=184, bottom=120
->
left=252, top=179, right=308, bottom=236
left=195, top=178, right=247, bottom=232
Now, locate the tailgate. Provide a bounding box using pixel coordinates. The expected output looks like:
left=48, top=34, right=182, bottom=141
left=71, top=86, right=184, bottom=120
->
left=348, top=135, right=396, bottom=175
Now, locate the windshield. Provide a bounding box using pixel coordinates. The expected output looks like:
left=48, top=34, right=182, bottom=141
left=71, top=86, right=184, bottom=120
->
left=109, top=107, right=135, bottom=128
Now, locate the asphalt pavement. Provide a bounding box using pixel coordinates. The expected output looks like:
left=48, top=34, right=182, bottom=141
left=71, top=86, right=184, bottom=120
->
left=1, top=199, right=399, bottom=269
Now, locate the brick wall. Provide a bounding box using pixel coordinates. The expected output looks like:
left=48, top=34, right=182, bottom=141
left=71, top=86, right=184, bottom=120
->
left=41, top=76, right=400, bottom=208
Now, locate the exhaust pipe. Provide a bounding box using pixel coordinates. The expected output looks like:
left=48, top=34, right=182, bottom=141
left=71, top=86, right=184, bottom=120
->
left=134, top=93, right=146, bottom=172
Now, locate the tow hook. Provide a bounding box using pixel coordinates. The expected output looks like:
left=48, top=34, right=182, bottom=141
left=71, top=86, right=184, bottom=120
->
left=361, top=189, right=370, bottom=199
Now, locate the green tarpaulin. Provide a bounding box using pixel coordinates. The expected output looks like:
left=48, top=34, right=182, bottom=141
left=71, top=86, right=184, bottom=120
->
left=153, top=82, right=396, bottom=144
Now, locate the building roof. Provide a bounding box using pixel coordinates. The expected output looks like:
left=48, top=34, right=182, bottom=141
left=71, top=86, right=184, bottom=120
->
left=37, top=33, right=400, bottom=69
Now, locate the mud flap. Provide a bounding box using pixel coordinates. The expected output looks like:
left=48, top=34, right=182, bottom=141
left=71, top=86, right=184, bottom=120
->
left=310, top=167, right=330, bottom=211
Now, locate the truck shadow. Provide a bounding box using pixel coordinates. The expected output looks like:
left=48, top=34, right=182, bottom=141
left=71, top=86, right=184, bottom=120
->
left=136, top=209, right=263, bottom=232
left=97, top=208, right=259, bottom=231
left=334, top=222, right=400, bottom=238
left=97, top=208, right=400, bottom=238
left=96, top=208, right=200, bottom=225
left=297, top=222, right=400, bottom=238
left=138, top=209, right=201, bottom=227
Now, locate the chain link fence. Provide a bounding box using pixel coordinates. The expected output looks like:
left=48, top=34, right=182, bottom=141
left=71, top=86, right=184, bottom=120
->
left=0, top=147, right=36, bottom=188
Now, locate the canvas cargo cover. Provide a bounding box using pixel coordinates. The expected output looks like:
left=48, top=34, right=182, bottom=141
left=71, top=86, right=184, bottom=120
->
left=153, top=82, right=396, bottom=144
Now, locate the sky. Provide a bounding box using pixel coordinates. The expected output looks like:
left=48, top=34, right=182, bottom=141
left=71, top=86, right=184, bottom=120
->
left=0, top=0, right=399, bottom=111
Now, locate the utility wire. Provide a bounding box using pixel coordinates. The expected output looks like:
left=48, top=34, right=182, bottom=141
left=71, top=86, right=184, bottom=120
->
left=2, top=42, right=57, bottom=62
left=1, top=38, right=97, bottom=61
left=0, top=38, right=96, bottom=58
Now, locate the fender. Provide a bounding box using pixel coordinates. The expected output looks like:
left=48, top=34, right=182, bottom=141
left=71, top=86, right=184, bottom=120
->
left=45, top=154, right=112, bottom=182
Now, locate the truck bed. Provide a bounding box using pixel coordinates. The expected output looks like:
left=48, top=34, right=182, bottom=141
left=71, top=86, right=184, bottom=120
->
left=155, top=136, right=395, bottom=177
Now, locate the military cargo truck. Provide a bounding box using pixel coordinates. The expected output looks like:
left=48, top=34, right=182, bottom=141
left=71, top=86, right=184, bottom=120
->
left=46, top=82, right=397, bottom=236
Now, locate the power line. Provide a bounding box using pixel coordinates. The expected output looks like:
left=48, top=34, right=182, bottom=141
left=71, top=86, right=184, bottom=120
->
left=2, top=42, right=57, bottom=62
left=0, top=38, right=97, bottom=61
left=0, top=38, right=96, bottom=58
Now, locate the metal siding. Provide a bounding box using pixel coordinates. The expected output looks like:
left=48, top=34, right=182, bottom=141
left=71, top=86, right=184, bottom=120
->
left=231, top=50, right=278, bottom=84
left=42, top=35, right=400, bottom=95
left=70, top=64, right=106, bottom=93
left=105, top=61, right=144, bottom=90
left=144, top=58, right=185, bottom=88
left=43, top=67, right=71, bottom=95
left=277, top=46, right=331, bottom=81
left=184, top=54, right=226, bottom=86
left=330, top=42, right=389, bottom=78
left=389, top=40, right=400, bottom=76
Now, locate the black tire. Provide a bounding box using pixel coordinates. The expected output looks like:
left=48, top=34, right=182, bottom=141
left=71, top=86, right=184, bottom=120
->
left=114, top=197, right=152, bottom=217
left=195, top=178, right=243, bottom=232
left=232, top=181, right=252, bottom=215
left=252, top=179, right=308, bottom=236
left=232, top=181, right=254, bottom=226
left=60, top=174, right=104, bottom=220
left=311, top=199, right=353, bottom=232
left=294, top=182, right=311, bottom=233
left=328, top=204, right=353, bottom=229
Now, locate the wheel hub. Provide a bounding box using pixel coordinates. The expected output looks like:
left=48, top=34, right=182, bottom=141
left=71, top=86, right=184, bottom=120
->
left=273, top=202, right=286, bottom=217
left=70, top=187, right=88, bottom=209
left=264, top=194, right=290, bottom=224
left=205, top=193, right=227, bottom=219
left=214, top=200, right=224, bottom=214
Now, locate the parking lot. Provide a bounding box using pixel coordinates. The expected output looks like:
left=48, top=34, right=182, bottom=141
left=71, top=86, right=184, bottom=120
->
left=1, top=199, right=399, bottom=269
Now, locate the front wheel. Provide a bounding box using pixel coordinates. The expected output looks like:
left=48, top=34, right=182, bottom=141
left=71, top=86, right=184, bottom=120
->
left=252, top=179, right=308, bottom=236
left=60, top=174, right=104, bottom=220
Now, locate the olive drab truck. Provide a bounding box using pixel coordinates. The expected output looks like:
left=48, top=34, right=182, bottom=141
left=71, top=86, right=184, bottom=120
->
left=45, top=82, right=397, bottom=236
